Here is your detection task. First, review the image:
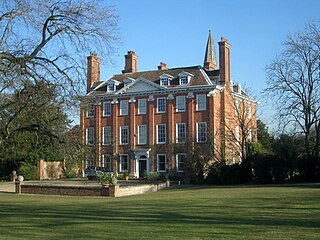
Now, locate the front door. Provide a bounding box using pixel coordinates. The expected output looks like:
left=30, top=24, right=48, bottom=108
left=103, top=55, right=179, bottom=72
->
left=139, top=160, right=147, bottom=178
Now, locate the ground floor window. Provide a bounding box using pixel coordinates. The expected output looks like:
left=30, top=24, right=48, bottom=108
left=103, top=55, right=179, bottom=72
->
left=102, top=154, right=112, bottom=171
left=157, top=154, right=166, bottom=172
left=120, top=154, right=129, bottom=172
left=176, top=153, right=186, bottom=172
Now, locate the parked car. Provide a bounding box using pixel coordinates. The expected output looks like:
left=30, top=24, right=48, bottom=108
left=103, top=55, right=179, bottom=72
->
left=84, top=167, right=112, bottom=180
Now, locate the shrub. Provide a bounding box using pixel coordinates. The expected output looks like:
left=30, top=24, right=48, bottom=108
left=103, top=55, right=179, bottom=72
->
left=18, top=162, right=39, bottom=180
left=148, top=171, right=160, bottom=181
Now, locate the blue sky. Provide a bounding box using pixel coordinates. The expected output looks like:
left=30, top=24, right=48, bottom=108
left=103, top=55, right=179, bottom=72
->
left=98, top=0, right=320, bottom=131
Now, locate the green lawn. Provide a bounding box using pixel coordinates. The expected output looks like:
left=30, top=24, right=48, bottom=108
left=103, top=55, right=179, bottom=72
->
left=0, top=185, right=319, bottom=240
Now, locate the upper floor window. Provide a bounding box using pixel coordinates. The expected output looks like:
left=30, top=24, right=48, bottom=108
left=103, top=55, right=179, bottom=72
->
left=157, top=124, right=166, bottom=144
left=86, top=127, right=94, bottom=145
left=138, top=98, right=147, bottom=115
left=102, top=126, right=112, bottom=145
left=138, top=125, right=147, bottom=145
left=157, top=97, right=166, bottom=113
left=196, top=122, right=207, bottom=143
left=196, top=94, right=206, bottom=111
left=176, top=95, right=186, bottom=112
left=86, top=104, right=94, bottom=117
left=235, top=100, right=239, bottom=116
left=120, top=126, right=129, bottom=145
left=103, top=102, right=111, bottom=116
left=176, top=123, right=186, bottom=143
left=120, top=100, right=129, bottom=116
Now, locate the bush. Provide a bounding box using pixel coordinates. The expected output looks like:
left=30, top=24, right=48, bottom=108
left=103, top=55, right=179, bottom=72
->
left=148, top=171, right=160, bottom=181
left=18, top=162, right=39, bottom=180
left=220, top=164, right=243, bottom=184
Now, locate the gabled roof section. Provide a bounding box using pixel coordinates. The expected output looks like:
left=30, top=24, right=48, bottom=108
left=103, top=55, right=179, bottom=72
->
left=160, top=73, right=174, bottom=79
left=115, top=77, right=167, bottom=95
left=178, top=71, right=194, bottom=77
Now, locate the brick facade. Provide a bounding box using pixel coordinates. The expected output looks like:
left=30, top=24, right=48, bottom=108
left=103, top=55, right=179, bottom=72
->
left=80, top=33, right=257, bottom=178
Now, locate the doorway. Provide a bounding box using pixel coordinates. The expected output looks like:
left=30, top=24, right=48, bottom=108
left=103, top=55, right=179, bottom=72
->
left=138, top=160, right=147, bottom=178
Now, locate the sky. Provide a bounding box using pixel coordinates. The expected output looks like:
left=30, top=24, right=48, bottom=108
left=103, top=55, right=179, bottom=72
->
left=97, top=0, right=320, bottom=132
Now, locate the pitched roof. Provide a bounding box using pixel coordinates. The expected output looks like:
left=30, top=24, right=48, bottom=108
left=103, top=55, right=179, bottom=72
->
left=203, top=30, right=218, bottom=69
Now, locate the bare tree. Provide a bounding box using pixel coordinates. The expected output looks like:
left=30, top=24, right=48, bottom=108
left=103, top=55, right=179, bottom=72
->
left=0, top=0, right=120, bottom=147
left=265, top=23, right=320, bottom=158
left=225, top=87, right=257, bottom=162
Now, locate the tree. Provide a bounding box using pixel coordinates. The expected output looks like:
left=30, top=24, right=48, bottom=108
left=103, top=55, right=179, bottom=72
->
left=257, top=119, right=272, bottom=152
left=265, top=23, right=320, bottom=159
left=0, top=0, right=120, bottom=160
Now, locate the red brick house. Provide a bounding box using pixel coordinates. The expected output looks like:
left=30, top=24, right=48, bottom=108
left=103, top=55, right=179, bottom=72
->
left=80, top=31, right=257, bottom=178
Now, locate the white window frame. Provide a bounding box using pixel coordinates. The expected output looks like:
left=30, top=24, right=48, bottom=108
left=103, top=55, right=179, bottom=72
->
left=102, top=102, right=111, bottom=117
left=102, top=126, right=112, bottom=145
left=157, top=154, right=166, bottom=172
left=196, top=122, right=207, bottom=143
left=120, top=100, right=129, bottom=116
left=176, top=153, right=186, bottom=172
left=157, top=97, right=166, bottom=113
left=119, top=154, right=129, bottom=172
left=86, top=127, right=94, bottom=145
left=235, top=100, right=239, bottom=116
left=196, top=94, right=206, bottom=111
left=176, top=95, right=186, bottom=112
left=179, top=76, right=189, bottom=85
left=160, top=78, right=169, bottom=86
left=138, top=125, right=147, bottom=145
left=102, top=154, right=112, bottom=171
left=156, top=124, right=166, bottom=144
left=176, top=123, right=186, bottom=143
left=120, top=126, right=129, bottom=145
left=108, top=84, right=115, bottom=92
left=138, top=98, right=147, bottom=115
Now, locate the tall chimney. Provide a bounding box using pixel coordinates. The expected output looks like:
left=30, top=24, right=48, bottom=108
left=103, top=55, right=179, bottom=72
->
left=218, top=37, right=231, bottom=86
left=122, top=50, right=138, bottom=73
left=157, top=62, right=167, bottom=70
left=87, top=52, right=100, bottom=93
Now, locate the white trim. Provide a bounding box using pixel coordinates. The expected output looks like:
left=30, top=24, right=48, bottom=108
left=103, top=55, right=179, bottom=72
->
left=156, top=124, right=166, bottom=144
left=176, top=95, right=186, bottom=112
left=102, top=101, right=111, bottom=117
left=176, top=123, right=186, bottom=143
left=196, top=122, right=207, bottom=143
left=138, top=125, right=147, bottom=145
left=119, top=126, right=129, bottom=145
left=156, top=97, right=166, bottom=113
left=115, top=77, right=167, bottom=95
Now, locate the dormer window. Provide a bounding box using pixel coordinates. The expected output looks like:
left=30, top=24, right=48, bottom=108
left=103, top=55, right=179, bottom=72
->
left=106, top=79, right=120, bottom=92
left=160, top=74, right=173, bottom=87
left=178, top=72, right=193, bottom=86
left=108, top=84, right=115, bottom=92
left=161, top=78, right=169, bottom=86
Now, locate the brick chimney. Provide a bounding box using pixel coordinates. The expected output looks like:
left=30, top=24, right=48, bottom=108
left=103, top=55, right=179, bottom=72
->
left=218, top=37, right=231, bottom=86
left=122, top=50, right=138, bottom=73
left=157, top=62, right=168, bottom=70
left=87, top=52, right=100, bottom=93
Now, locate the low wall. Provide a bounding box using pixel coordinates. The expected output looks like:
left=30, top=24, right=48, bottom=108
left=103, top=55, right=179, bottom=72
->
left=20, top=184, right=109, bottom=196
left=16, top=180, right=170, bottom=197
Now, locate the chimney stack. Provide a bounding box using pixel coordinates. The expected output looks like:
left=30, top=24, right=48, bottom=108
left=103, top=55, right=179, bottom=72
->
left=122, top=50, right=138, bottom=74
left=87, top=52, right=100, bottom=93
left=157, top=62, right=168, bottom=70
left=218, top=37, right=231, bottom=86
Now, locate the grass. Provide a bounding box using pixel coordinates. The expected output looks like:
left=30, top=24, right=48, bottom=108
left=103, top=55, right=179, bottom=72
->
left=0, top=185, right=319, bottom=240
